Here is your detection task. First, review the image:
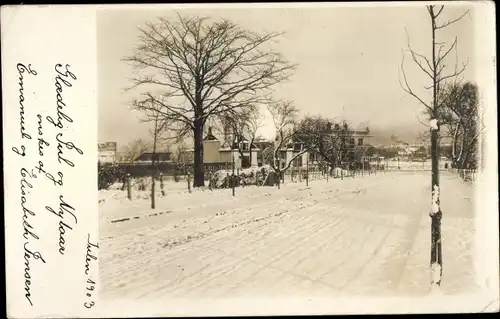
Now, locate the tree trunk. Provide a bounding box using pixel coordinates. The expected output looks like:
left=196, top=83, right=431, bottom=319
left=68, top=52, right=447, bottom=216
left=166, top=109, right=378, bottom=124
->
left=249, top=137, right=255, bottom=167
left=430, top=127, right=442, bottom=287
left=193, top=120, right=205, bottom=187
left=430, top=9, right=442, bottom=288
left=151, top=118, right=158, bottom=209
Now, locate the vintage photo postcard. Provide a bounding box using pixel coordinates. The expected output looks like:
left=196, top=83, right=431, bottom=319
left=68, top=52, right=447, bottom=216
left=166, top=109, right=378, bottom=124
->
left=2, top=1, right=498, bottom=317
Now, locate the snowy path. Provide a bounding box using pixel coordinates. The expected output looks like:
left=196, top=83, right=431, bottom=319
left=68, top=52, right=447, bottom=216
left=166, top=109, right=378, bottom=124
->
left=99, top=171, right=477, bottom=300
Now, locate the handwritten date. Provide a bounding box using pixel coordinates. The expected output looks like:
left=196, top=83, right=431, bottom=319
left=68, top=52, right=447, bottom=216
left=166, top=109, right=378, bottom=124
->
left=84, top=234, right=99, bottom=309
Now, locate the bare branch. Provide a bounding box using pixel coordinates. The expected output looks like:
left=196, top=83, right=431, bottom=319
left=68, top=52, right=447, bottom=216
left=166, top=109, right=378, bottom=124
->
left=399, top=50, right=432, bottom=111
left=436, top=9, right=470, bottom=30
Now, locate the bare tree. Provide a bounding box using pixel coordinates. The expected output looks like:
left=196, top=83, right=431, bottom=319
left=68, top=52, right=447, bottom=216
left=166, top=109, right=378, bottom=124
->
left=121, top=138, right=150, bottom=163
left=265, top=100, right=307, bottom=189
left=226, top=109, right=264, bottom=167
left=399, top=5, right=470, bottom=288
left=296, top=118, right=355, bottom=173
left=439, top=81, right=481, bottom=169
left=124, top=14, right=296, bottom=187
left=133, top=98, right=170, bottom=209
left=173, top=141, right=192, bottom=169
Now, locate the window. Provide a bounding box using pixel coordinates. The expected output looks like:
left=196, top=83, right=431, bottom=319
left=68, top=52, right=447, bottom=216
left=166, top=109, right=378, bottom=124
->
left=358, top=138, right=364, bottom=146
left=350, top=138, right=355, bottom=145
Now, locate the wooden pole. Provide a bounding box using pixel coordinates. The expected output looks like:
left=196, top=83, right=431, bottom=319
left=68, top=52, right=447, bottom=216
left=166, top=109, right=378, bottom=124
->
left=306, top=153, right=309, bottom=186
left=232, top=153, right=235, bottom=196
left=126, top=173, right=131, bottom=200
left=160, top=172, right=165, bottom=196
left=362, top=158, right=364, bottom=177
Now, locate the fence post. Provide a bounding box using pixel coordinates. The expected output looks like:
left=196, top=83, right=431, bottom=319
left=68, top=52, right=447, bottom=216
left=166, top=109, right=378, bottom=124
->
left=232, top=158, right=236, bottom=196
left=306, top=156, right=309, bottom=186
left=208, top=171, right=212, bottom=191
left=151, top=173, right=156, bottom=209
left=126, top=174, right=132, bottom=200
left=341, top=168, right=344, bottom=180
left=187, top=172, right=192, bottom=193
left=160, top=172, right=165, bottom=196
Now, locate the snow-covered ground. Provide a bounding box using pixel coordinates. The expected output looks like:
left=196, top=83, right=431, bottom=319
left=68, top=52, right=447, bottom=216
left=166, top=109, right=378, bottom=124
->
left=99, top=170, right=477, bottom=300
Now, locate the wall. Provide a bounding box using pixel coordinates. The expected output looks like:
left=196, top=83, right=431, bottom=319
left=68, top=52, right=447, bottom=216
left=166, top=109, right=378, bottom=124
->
left=203, top=140, right=221, bottom=163
left=219, top=150, right=231, bottom=163
left=99, top=150, right=116, bottom=163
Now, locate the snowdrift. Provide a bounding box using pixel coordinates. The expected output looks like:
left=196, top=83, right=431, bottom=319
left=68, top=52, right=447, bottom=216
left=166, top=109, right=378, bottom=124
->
left=209, top=165, right=279, bottom=188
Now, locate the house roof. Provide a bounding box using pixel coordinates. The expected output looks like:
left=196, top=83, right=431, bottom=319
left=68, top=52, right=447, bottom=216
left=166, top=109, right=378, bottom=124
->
left=139, top=151, right=172, bottom=155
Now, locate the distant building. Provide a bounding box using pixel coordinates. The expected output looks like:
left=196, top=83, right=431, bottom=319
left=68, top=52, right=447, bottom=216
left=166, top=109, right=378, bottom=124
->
left=98, top=142, right=117, bottom=163
left=178, top=122, right=373, bottom=169
left=253, top=136, right=274, bottom=167
left=186, top=126, right=260, bottom=167
left=274, top=122, right=373, bottom=169
left=135, top=151, right=173, bottom=163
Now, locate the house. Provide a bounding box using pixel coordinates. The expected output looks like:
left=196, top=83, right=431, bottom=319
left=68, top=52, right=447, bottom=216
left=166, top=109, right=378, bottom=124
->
left=252, top=136, right=274, bottom=166
left=135, top=151, right=173, bottom=163
left=219, top=134, right=260, bottom=167
left=98, top=142, right=117, bottom=163
left=273, top=122, right=373, bottom=170
left=184, top=127, right=260, bottom=167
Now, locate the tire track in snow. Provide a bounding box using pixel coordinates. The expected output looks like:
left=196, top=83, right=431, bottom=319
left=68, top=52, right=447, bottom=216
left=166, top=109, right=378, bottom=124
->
left=100, top=174, right=398, bottom=298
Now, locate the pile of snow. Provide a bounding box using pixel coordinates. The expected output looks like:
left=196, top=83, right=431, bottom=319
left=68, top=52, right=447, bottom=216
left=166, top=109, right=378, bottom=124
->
left=209, top=165, right=278, bottom=188
left=332, top=167, right=353, bottom=178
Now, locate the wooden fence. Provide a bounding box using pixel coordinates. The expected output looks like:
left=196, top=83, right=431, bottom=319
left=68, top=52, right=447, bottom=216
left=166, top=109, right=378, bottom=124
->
left=451, top=168, right=477, bottom=183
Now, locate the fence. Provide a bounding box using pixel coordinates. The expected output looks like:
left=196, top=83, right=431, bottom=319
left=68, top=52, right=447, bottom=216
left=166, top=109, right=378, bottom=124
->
left=451, top=168, right=477, bottom=183
left=98, top=161, right=231, bottom=190
left=382, top=160, right=450, bottom=172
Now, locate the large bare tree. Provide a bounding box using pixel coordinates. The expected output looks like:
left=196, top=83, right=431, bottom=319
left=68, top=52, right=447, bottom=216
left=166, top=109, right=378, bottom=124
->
left=399, top=5, right=470, bottom=288
left=124, top=14, right=296, bottom=187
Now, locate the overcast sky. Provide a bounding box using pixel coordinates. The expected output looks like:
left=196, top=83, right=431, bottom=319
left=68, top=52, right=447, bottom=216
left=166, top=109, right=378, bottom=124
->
left=97, top=3, right=476, bottom=149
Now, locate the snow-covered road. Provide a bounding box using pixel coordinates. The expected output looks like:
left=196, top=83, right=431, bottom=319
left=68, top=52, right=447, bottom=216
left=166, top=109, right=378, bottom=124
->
left=99, top=171, right=477, bottom=300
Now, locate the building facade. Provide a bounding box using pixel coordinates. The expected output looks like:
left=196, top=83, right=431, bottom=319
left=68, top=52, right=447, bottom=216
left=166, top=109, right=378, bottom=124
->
left=98, top=142, right=117, bottom=163
left=274, top=124, right=373, bottom=170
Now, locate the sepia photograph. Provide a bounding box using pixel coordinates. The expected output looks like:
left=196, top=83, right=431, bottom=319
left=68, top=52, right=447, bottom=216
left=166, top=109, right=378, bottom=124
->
left=1, top=2, right=496, bottom=317
left=95, top=1, right=493, bottom=308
